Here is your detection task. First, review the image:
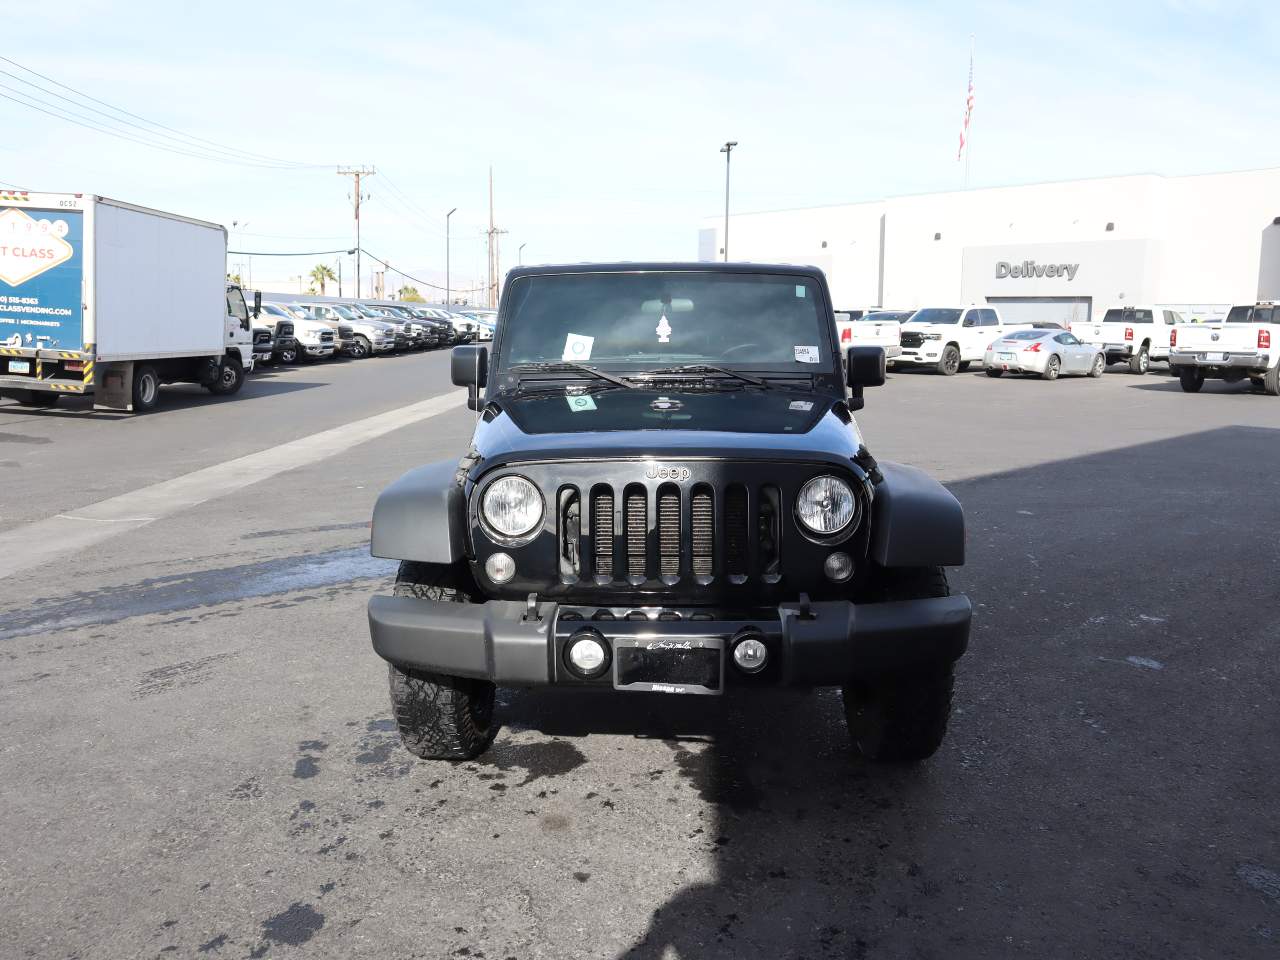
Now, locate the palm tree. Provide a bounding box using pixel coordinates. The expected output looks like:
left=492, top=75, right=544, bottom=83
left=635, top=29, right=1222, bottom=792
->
left=398, top=285, right=424, bottom=302
left=309, top=264, right=337, bottom=296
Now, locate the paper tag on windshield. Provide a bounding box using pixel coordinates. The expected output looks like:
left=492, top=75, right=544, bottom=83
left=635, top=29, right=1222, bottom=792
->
left=794, top=345, right=819, bottom=363
left=565, top=394, right=597, bottom=412
left=788, top=400, right=814, bottom=411
left=795, top=285, right=806, bottom=298
left=562, top=333, right=594, bottom=362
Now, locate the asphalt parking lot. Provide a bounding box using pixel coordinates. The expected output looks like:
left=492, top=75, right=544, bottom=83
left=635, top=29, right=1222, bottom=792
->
left=2, top=354, right=1278, bottom=959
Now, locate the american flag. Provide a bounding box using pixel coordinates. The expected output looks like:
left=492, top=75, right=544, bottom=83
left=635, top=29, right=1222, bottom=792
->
left=957, top=48, right=975, bottom=161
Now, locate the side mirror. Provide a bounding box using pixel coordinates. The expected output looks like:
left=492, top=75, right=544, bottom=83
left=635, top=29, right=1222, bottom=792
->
left=253, top=290, right=262, bottom=319
left=846, top=346, right=885, bottom=411
left=451, top=344, right=488, bottom=410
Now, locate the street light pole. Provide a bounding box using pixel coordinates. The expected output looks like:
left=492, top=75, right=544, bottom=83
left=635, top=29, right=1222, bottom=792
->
left=518, top=242, right=526, bottom=265
left=446, top=207, right=457, bottom=306
left=720, top=141, right=737, bottom=262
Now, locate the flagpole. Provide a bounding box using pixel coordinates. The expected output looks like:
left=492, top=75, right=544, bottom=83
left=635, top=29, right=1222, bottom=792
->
left=965, top=34, right=974, bottom=189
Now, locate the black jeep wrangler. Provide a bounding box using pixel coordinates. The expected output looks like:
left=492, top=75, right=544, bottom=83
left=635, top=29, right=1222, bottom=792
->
left=367, top=263, right=970, bottom=762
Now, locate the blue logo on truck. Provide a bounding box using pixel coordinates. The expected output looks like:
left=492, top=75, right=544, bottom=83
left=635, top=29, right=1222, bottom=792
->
left=0, top=208, right=84, bottom=351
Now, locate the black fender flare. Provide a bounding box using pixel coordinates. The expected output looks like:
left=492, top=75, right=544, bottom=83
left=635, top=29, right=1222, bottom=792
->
left=370, top=459, right=466, bottom=564
left=869, top=461, right=965, bottom=568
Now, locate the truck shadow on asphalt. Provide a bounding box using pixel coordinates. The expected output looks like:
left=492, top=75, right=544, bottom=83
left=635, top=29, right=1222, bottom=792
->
left=503, top=425, right=1280, bottom=959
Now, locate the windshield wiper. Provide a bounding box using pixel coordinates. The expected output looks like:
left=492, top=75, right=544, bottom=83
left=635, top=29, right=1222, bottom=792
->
left=508, top=361, right=638, bottom=389
left=635, top=364, right=771, bottom=387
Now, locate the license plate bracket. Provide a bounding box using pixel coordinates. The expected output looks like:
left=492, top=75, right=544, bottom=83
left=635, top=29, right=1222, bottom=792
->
left=8, top=360, right=30, bottom=374
left=612, top=636, right=724, bottom=695
left=999, top=352, right=1016, bottom=361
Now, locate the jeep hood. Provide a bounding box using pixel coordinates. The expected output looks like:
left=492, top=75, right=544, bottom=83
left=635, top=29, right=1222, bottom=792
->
left=472, top=387, right=864, bottom=466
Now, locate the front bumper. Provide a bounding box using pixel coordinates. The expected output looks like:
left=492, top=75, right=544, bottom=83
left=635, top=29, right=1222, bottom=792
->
left=372, top=338, right=396, bottom=353
left=368, top=594, right=971, bottom=688
left=889, top=345, right=941, bottom=365
left=301, top=342, right=336, bottom=358
left=1169, top=349, right=1270, bottom=370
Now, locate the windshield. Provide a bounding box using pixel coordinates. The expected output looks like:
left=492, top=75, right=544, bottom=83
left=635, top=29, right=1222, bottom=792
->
left=500, top=272, right=829, bottom=369
left=329, top=305, right=359, bottom=320
left=1102, top=308, right=1153, bottom=324
left=908, top=308, right=961, bottom=325
left=859, top=311, right=910, bottom=322
left=1226, top=305, right=1273, bottom=323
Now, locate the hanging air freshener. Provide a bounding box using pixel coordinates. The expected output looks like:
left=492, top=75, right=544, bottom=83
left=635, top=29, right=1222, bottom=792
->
left=656, top=313, right=672, bottom=344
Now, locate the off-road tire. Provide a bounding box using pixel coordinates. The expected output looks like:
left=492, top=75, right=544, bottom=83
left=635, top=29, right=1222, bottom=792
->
left=1179, top=369, right=1205, bottom=393
left=132, top=364, right=160, bottom=412
left=388, top=561, right=497, bottom=760
left=1128, top=345, right=1149, bottom=375
left=985, top=368, right=1004, bottom=378
left=843, top=566, right=955, bottom=762
left=1265, top=363, right=1280, bottom=397
left=936, top=345, right=961, bottom=376
left=1042, top=355, right=1061, bottom=381
left=351, top=335, right=371, bottom=359
left=1088, top=353, right=1105, bottom=378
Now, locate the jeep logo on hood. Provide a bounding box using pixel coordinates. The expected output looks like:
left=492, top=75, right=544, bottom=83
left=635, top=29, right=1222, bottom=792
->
left=646, top=464, right=691, bottom=481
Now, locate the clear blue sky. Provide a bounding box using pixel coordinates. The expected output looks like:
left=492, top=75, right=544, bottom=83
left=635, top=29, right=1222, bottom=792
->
left=4, top=0, right=1278, bottom=296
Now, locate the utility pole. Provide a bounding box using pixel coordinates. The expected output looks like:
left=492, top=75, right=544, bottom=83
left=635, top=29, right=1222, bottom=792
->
left=337, top=166, right=375, bottom=297
left=446, top=207, right=457, bottom=307
left=518, top=242, right=526, bottom=265
left=720, top=141, right=737, bottom=262
left=485, top=167, right=507, bottom=308
left=337, top=257, right=343, bottom=298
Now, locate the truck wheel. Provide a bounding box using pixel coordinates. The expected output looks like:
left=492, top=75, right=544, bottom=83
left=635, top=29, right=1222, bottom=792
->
left=1088, top=353, right=1105, bottom=378
left=936, top=345, right=961, bottom=376
left=1265, top=363, right=1280, bottom=397
left=843, top=566, right=955, bottom=762
left=208, top=356, right=245, bottom=396
left=985, top=368, right=1003, bottom=378
left=1041, top=355, right=1061, bottom=380
left=388, top=561, right=497, bottom=760
left=132, top=364, right=161, bottom=412
left=278, top=344, right=298, bottom=364
left=351, top=335, right=371, bottom=359
left=1128, top=345, right=1149, bottom=375
left=1178, top=369, right=1205, bottom=393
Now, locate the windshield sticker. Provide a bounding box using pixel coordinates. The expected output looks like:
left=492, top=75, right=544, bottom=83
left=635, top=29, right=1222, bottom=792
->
left=794, top=345, right=819, bottom=363
left=795, top=285, right=806, bottom=298
left=656, top=313, right=673, bottom=344
left=562, top=333, right=594, bottom=362
left=788, top=400, right=814, bottom=411
left=565, top=394, right=597, bottom=412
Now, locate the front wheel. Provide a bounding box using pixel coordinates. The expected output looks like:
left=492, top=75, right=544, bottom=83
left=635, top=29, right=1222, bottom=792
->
left=1265, top=363, right=1280, bottom=397
left=936, top=345, right=961, bottom=376
left=277, top=344, right=298, bottom=364
left=1128, top=345, right=1150, bottom=375
left=1179, top=369, right=1205, bottom=393
left=350, top=335, right=371, bottom=359
left=388, top=562, right=498, bottom=760
left=207, top=356, right=245, bottom=395
left=843, top=566, right=956, bottom=762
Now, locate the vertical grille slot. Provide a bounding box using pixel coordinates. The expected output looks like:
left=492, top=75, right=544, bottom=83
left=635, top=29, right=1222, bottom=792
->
left=724, top=484, right=749, bottom=577
left=624, top=486, right=647, bottom=579
left=559, top=487, right=581, bottom=582
left=657, top=485, right=680, bottom=579
left=759, top=485, right=781, bottom=579
left=691, top=486, right=714, bottom=578
left=591, top=486, right=614, bottom=578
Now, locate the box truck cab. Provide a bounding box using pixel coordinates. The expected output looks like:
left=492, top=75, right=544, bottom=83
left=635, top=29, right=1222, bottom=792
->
left=0, top=192, right=254, bottom=412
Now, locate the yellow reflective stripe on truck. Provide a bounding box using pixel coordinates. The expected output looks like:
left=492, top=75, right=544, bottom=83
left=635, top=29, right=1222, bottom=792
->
left=0, top=347, right=24, bottom=357
left=35, top=357, right=43, bottom=380
left=47, top=383, right=84, bottom=393
left=83, top=359, right=94, bottom=386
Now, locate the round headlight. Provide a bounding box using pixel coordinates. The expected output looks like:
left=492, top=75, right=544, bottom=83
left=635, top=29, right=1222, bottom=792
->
left=796, top=476, right=857, bottom=536
left=481, top=475, right=544, bottom=539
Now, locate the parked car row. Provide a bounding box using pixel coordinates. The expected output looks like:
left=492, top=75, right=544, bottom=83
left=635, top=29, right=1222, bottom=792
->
left=247, top=298, right=497, bottom=368
left=837, top=301, right=1280, bottom=394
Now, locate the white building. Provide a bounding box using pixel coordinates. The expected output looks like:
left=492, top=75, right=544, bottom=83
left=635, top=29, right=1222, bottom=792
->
left=699, top=167, right=1280, bottom=326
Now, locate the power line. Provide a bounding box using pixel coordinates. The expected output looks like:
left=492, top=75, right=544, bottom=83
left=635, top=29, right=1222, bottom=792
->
left=229, top=247, right=355, bottom=256
left=0, top=54, right=326, bottom=169
left=360, top=247, right=484, bottom=294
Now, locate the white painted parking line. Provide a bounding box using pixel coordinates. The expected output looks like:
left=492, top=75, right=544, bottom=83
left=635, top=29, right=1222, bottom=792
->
left=0, top=389, right=466, bottom=580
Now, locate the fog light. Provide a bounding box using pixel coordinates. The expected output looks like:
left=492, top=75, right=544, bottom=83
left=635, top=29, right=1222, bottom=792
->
left=824, top=551, right=854, bottom=582
left=485, top=552, right=516, bottom=583
left=565, top=630, right=610, bottom=678
left=732, top=635, right=768, bottom=673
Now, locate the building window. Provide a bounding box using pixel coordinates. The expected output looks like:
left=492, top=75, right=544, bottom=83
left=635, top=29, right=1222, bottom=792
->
left=1105, top=222, right=1115, bottom=232
left=820, top=240, right=827, bottom=249
left=934, top=232, right=942, bottom=241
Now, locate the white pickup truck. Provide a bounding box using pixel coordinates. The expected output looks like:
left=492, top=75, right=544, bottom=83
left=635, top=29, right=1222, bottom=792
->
left=893, top=306, right=1020, bottom=376
left=1168, top=302, right=1280, bottom=395
left=835, top=310, right=909, bottom=359
left=1069, top=305, right=1182, bottom=374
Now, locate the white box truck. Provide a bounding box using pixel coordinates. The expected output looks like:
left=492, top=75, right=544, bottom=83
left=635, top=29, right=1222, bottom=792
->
left=0, top=190, right=256, bottom=412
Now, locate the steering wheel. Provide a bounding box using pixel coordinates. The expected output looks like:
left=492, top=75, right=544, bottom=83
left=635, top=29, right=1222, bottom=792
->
left=720, top=343, right=762, bottom=360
